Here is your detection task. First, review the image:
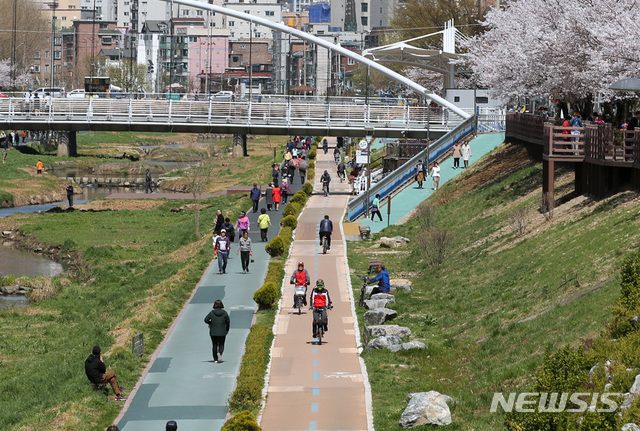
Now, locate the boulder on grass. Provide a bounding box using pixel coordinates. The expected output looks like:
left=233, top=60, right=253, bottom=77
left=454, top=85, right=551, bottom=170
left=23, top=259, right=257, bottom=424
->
left=366, top=325, right=411, bottom=338
left=363, top=308, right=398, bottom=326
left=388, top=341, right=427, bottom=353
left=400, top=391, right=452, bottom=428
left=630, top=374, right=640, bottom=397
left=622, top=424, right=640, bottom=431
left=380, top=236, right=411, bottom=248
left=366, top=335, right=402, bottom=350
left=370, top=293, right=396, bottom=303
left=364, top=299, right=390, bottom=309
left=391, top=278, right=413, bottom=292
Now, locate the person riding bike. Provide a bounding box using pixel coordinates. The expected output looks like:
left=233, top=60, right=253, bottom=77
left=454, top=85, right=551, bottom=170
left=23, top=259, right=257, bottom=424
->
left=366, top=264, right=391, bottom=299
left=322, top=138, right=328, bottom=154
left=320, top=170, right=331, bottom=195
left=319, top=215, right=333, bottom=250
left=289, top=261, right=310, bottom=307
left=310, top=279, right=332, bottom=338
left=337, top=160, right=346, bottom=181
left=333, top=147, right=341, bottom=163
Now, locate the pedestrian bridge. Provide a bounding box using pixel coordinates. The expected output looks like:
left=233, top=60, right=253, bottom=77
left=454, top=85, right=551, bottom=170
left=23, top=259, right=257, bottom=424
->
left=0, top=96, right=469, bottom=139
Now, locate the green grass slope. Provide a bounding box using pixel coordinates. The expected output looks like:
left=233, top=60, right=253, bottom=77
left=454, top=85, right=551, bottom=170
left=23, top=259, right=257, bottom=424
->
left=348, top=142, right=640, bottom=429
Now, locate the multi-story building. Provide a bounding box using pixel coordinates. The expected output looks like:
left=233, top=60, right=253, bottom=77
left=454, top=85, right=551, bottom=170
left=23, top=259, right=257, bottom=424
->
left=223, top=0, right=282, bottom=41
left=330, top=0, right=398, bottom=32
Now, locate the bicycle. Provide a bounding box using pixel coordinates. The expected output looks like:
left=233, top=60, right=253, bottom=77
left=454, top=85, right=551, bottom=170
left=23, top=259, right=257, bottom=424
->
left=322, top=182, right=329, bottom=197
left=294, top=285, right=306, bottom=315
left=321, top=234, right=328, bottom=254
left=357, top=275, right=368, bottom=307
left=312, top=306, right=332, bottom=345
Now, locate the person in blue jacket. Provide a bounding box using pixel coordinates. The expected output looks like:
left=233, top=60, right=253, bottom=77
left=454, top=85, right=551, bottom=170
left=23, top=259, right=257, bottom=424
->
left=250, top=184, right=261, bottom=213
left=367, top=264, right=390, bottom=298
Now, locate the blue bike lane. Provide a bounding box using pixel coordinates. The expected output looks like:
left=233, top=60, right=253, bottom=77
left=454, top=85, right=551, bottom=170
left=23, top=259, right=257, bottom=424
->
left=116, top=180, right=301, bottom=430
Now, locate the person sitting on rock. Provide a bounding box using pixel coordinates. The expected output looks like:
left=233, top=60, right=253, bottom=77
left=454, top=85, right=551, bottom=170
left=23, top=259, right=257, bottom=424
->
left=367, top=264, right=391, bottom=299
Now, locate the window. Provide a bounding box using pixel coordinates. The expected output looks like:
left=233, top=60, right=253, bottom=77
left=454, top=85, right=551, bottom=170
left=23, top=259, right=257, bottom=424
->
left=101, top=36, right=112, bottom=45
left=361, top=2, right=368, bottom=12
left=454, top=96, right=460, bottom=102
left=61, top=16, right=66, bottom=21
left=31, top=65, right=40, bottom=73
left=232, top=55, right=239, bottom=62
left=54, top=65, right=60, bottom=72
left=45, top=64, right=49, bottom=72
left=196, top=10, right=203, bottom=16
left=182, top=9, right=189, bottom=16
left=265, top=10, right=274, bottom=16
left=99, top=23, right=108, bottom=29
left=124, top=11, right=129, bottom=15
left=361, top=16, right=368, bottom=26
left=244, top=10, right=249, bottom=14
left=182, top=49, right=188, bottom=57
left=54, top=37, right=61, bottom=46
left=54, top=51, right=61, bottom=60
left=229, top=21, right=234, bottom=26
left=96, top=6, right=102, bottom=14
left=347, top=58, right=355, bottom=65
left=34, top=52, right=40, bottom=59
left=45, top=51, right=50, bottom=59
left=240, top=45, right=245, bottom=49
left=189, top=36, right=197, bottom=42
left=475, top=96, right=489, bottom=104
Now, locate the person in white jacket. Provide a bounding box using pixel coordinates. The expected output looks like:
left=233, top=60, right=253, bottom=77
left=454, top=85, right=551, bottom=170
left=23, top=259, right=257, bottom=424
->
left=431, top=161, right=441, bottom=190
left=461, top=142, right=472, bottom=169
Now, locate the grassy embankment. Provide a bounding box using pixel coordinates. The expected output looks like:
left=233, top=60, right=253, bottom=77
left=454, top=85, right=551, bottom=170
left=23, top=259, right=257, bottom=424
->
left=348, top=142, right=640, bottom=429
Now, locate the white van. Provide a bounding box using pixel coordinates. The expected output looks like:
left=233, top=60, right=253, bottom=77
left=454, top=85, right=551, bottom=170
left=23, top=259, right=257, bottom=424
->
left=33, top=87, right=66, bottom=98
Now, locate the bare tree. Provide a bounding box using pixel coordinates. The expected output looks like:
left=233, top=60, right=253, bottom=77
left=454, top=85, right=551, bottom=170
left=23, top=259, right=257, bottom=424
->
left=415, top=201, right=438, bottom=231
left=179, top=145, right=215, bottom=238
left=416, top=228, right=453, bottom=266
left=509, top=206, right=530, bottom=237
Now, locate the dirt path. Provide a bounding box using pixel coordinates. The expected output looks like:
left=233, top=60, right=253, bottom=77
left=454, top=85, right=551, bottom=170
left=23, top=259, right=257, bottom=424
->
left=259, top=140, right=370, bottom=431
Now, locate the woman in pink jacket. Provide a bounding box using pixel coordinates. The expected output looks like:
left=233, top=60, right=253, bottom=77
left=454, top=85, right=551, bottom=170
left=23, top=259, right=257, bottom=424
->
left=236, top=211, right=250, bottom=236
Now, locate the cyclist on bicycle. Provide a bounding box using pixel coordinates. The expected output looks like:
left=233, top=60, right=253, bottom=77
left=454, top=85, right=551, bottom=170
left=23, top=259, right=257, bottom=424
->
left=337, top=160, right=346, bottom=181
left=322, top=138, right=328, bottom=154
left=289, top=261, right=310, bottom=307
left=319, top=215, right=333, bottom=250
left=320, top=170, right=331, bottom=195
left=333, top=147, right=341, bottom=163
left=310, top=279, right=332, bottom=338
left=366, top=264, right=391, bottom=299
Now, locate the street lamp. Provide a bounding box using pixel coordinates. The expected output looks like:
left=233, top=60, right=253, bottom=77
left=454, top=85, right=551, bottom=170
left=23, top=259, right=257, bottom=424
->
left=47, top=1, right=59, bottom=88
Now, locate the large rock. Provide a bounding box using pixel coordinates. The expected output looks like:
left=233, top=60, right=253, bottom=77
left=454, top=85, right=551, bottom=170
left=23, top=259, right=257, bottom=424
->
left=389, top=341, right=427, bottom=353
left=391, top=278, right=413, bottom=292
left=1, top=285, right=20, bottom=295
left=630, top=374, right=640, bottom=397
left=400, top=391, right=452, bottom=428
left=363, top=308, right=398, bottom=325
left=370, top=293, right=396, bottom=303
left=380, top=236, right=411, bottom=248
left=367, top=335, right=402, bottom=350
left=622, top=424, right=640, bottom=431
left=366, top=324, right=412, bottom=338
left=364, top=299, right=390, bottom=309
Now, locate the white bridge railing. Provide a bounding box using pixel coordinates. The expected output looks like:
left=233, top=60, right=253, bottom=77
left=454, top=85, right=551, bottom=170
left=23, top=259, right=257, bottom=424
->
left=0, top=97, right=467, bottom=132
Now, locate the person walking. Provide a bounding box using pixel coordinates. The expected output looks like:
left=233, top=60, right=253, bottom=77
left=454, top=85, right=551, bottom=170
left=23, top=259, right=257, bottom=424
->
left=222, top=218, right=235, bottom=242
left=461, top=141, right=472, bottom=169
left=66, top=183, right=74, bottom=207
left=265, top=183, right=274, bottom=211
left=213, top=209, right=224, bottom=234
left=36, top=159, right=44, bottom=174
left=237, top=231, right=252, bottom=273
left=145, top=169, right=153, bottom=193
left=236, top=211, right=250, bottom=236
left=204, top=300, right=230, bottom=363
left=281, top=178, right=291, bottom=204
left=431, top=161, right=441, bottom=190
left=214, top=229, right=231, bottom=274
left=452, top=143, right=461, bottom=169
left=272, top=182, right=282, bottom=211
left=257, top=208, right=271, bottom=242
left=298, top=156, right=309, bottom=184
left=416, top=170, right=425, bottom=189
left=370, top=194, right=383, bottom=222
left=272, top=164, right=280, bottom=184
left=250, top=184, right=261, bottom=213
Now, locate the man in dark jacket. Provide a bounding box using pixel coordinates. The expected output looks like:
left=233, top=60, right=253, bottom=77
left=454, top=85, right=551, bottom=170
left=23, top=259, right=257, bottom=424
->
left=84, top=345, right=126, bottom=400
left=66, top=183, right=74, bottom=207
left=319, top=215, right=333, bottom=249
left=250, top=184, right=261, bottom=213
left=204, top=299, right=230, bottom=363
left=145, top=169, right=152, bottom=193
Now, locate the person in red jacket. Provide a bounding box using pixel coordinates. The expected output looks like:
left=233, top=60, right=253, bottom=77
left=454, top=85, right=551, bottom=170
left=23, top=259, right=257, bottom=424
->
left=272, top=182, right=282, bottom=211
left=289, top=261, right=310, bottom=306
left=310, top=279, right=332, bottom=338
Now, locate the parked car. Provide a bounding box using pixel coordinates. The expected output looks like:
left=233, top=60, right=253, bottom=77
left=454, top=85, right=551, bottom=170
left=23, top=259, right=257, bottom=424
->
left=209, top=91, right=235, bottom=102
left=33, top=87, right=65, bottom=98
left=67, top=89, right=86, bottom=98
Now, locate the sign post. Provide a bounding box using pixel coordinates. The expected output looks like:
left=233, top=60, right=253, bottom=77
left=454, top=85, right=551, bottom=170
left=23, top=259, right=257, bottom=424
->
left=387, top=195, right=391, bottom=228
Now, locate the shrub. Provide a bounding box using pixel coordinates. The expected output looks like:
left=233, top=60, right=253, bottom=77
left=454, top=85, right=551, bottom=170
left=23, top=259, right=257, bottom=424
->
left=279, top=226, right=293, bottom=251
left=265, top=236, right=285, bottom=257
left=222, top=411, right=261, bottom=431
left=228, top=324, right=273, bottom=411
left=0, top=190, right=14, bottom=207
left=280, top=215, right=298, bottom=229
left=308, top=149, right=317, bottom=160
left=302, top=182, right=313, bottom=196
left=253, top=282, right=278, bottom=309
left=307, top=169, right=315, bottom=181
left=289, top=191, right=307, bottom=205
left=309, top=160, right=315, bottom=170
left=282, top=202, right=302, bottom=218
left=415, top=228, right=453, bottom=266
left=264, top=261, right=284, bottom=286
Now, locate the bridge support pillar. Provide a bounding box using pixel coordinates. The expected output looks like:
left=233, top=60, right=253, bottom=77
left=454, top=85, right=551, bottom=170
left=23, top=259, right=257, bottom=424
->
left=542, top=159, right=554, bottom=211
left=232, top=134, right=248, bottom=157
left=57, top=131, right=77, bottom=157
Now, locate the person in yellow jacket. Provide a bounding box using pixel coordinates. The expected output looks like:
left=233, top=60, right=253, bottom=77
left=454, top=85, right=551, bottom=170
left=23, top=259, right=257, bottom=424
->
left=257, top=208, right=271, bottom=242
left=36, top=160, right=44, bottom=174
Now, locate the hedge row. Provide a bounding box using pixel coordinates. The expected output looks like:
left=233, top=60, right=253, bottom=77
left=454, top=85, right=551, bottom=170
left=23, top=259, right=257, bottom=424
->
left=222, top=410, right=261, bottom=430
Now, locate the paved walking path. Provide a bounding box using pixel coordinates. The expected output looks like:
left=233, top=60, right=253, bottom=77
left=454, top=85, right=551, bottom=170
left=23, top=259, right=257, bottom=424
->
left=116, top=164, right=301, bottom=430
left=360, top=133, right=505, bottom=233
left=259, top=139, right=370, bottom=430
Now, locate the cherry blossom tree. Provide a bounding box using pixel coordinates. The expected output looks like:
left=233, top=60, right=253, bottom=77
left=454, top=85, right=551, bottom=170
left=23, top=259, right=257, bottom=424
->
left=462, top=0, right=640, bottom=109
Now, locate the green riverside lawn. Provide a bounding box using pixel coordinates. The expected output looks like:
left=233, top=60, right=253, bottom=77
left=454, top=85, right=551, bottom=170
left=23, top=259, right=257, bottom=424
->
left=348, top=142, right=639, bottom=430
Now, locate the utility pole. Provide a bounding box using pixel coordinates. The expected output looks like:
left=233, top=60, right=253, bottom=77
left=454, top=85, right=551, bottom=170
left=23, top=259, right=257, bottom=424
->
left=249, top=21, right=253, bottom=101
left=47, top=1, right=59, bottom=88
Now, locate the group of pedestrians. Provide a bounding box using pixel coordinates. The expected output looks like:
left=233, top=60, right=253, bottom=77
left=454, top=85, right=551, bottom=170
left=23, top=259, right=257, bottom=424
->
left=212, top=209, right=255, bottom=274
